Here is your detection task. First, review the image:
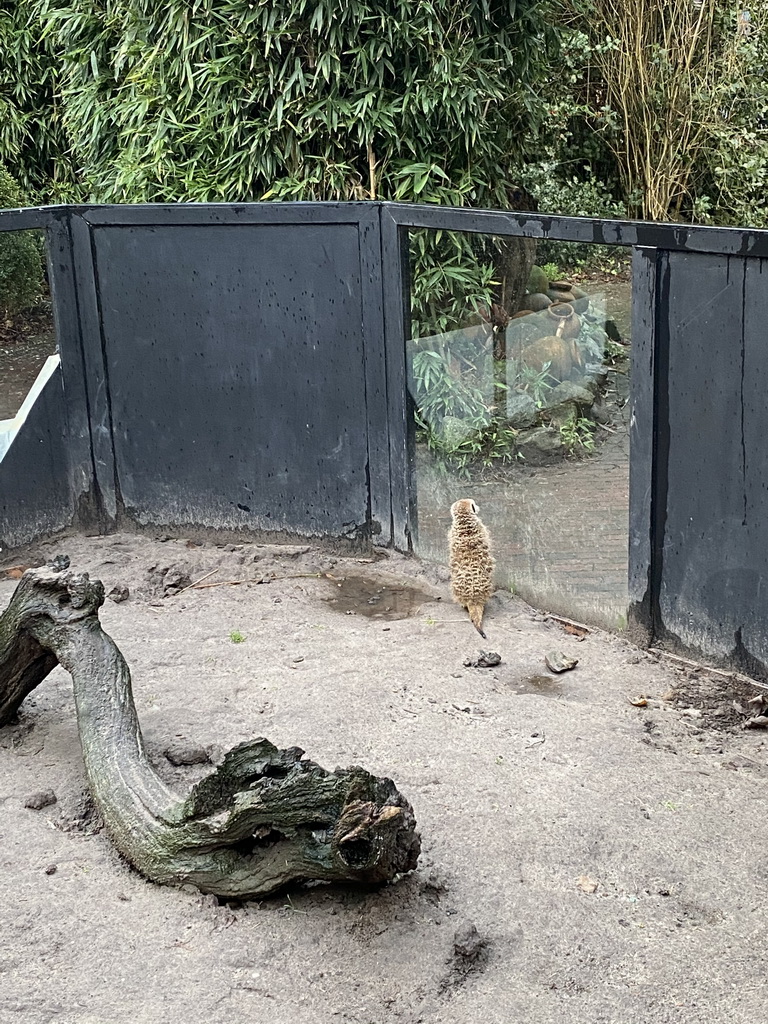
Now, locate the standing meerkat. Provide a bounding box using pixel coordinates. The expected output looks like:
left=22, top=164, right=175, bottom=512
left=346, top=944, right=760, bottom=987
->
left=449, top=498, right=495, bottom=638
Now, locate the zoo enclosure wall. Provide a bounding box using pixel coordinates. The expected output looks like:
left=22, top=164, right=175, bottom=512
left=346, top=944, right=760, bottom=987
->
left=1, top=200, right=767, bottom=678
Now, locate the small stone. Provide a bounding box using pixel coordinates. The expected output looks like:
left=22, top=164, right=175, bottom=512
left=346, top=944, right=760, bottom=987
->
left=44, top=864, right=57, bottom=875
left=463, top=651, right=501, bottom=669
left=162, top=565, right=191, bottom=596
left=545, top=399, right=578, bottom=429
left=570, top=374, right=599, bottom=396
left=583, top=362, right=610, bottom=387
left=107, top=583, right=130, bottom=603
left=545, top=650, right=578, bottom=673
left=47, top=554, right=70, bottom=572
left=525, top=292, right=553, bottom=312
left=453, top=920, right=485, bottom=961
left=547, top=288, right=575, bottom=303
left=24, top=789, right=57, bottom=810
left=164, top=741, right=210, bottom=767
left=506, top=318, right=542, bottom=352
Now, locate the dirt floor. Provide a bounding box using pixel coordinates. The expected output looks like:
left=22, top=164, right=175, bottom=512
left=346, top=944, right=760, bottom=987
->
left=2, top=532, right=768, bottom=1024
left=0, top=311, right=57, bottom=421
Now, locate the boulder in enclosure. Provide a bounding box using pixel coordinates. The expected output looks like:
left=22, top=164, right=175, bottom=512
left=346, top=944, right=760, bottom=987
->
left=526, top=264, right=549, bottom=295
left=506, top=392, right=538, bottom=429
left=516, top=426, right=566, bottom=464
left=544, top=381, right=595, bottom=409
left=523, top=292, right=552, bottom=313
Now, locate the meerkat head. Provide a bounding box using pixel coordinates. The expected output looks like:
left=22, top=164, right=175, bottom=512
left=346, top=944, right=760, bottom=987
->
left=450, top=498, right=480, bottom=520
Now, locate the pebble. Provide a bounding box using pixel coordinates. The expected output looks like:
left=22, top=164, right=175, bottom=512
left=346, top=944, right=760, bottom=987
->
left=164, top=741, right=210, bottom=767
left=24, top=789, right=57, bottom=810
left=453, top=920, right=485, bottom=961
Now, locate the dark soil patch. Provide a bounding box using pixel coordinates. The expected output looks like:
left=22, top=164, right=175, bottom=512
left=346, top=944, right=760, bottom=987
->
left=668, top=665, right=768, bottom=732
left=322, top=574, right=437, bottom=620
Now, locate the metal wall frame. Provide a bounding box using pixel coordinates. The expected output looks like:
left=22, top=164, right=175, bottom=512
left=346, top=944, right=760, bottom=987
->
left=2, top=200, right=768, bottom=674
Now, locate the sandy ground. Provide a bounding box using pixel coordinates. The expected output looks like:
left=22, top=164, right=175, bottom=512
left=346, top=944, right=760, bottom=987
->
left=2, top=532, right=768, bottom=1024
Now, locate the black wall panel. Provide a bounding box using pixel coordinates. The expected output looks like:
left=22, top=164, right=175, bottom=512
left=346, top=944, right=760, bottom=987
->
left=0, top=363, right=73, bottom=549
left=656, top=251, right=768, bottom=669
left=92, top=222, right=372, bottom=538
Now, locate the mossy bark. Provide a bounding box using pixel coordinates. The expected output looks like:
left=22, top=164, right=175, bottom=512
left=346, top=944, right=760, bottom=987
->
left=0, top=568, right=420, bottom=897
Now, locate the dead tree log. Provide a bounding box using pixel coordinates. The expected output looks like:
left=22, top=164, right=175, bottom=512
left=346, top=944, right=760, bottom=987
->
left=0, top=568, right=420, bottom=897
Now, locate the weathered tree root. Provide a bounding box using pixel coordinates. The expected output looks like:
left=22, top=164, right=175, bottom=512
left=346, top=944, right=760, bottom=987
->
left=0, top=568, right=420, bottom=897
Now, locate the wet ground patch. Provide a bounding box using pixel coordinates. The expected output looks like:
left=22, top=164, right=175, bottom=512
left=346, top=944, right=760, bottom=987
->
left=322, top=574, right=437, bottom=620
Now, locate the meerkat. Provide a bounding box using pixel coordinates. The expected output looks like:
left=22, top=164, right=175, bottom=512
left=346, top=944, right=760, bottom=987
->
left=449, top=498, right=495, bottom=638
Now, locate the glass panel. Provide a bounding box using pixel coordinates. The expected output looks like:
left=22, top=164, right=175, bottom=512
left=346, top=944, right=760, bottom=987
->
left=407, top=229, right=631, bottom=630
left=0, top=229, right=56, bottom=421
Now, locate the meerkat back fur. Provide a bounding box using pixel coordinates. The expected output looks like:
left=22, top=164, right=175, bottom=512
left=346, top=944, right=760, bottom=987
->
left=449, top=498, right=495, bottom=638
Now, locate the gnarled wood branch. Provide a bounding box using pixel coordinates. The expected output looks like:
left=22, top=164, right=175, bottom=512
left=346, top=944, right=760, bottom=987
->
left=0, top=568, right=420, bottom=897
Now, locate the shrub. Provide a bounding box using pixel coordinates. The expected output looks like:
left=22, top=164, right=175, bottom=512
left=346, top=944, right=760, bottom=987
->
left=517, top=161, right=626, bottom=267
left=0, top=3, right=67, bottom=195
left=24, top=0, right=556, bottom=205
left=0, top=162, right=44, bottom=314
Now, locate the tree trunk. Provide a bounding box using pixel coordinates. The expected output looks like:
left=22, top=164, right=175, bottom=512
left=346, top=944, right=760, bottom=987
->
left=0, top=568, right=420, bottom=897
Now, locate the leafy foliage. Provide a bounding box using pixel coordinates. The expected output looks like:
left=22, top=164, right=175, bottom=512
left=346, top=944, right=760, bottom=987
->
left=687, top=5, right=768, bottom=228
left=411, top=348, right=492, bottom=428
left=559, top=415, right=595, bottom=453
left=0, top=162, right=44, bottom=314
left=0, top=2, right=66, bottom=195
left=517, top=162, right=625, bottom=265
left=11, top=0, right=555, bottom=204
left=515, top=360, right=557, bottom=407
left=410, top=230, right=498, bottom=338
left=552, top=0, right=768, bottom=225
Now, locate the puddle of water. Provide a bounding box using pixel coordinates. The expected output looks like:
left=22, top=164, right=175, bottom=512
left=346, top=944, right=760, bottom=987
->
left=322, top=575, right=435, bottom=620
left=510, top=674, right=564, bottom=696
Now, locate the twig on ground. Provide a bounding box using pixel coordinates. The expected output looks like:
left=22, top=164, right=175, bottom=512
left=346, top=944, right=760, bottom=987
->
left=191, top=572, right=324, bottom=590
left=177, top=568, right=219, bottom=595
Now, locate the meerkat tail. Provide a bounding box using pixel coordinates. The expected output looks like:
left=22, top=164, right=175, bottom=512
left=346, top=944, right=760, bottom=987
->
left=467, top=602, right=486, bottom=639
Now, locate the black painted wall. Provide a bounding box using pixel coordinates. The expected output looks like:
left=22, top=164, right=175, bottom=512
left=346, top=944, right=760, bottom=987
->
left=93, top=222, right=372, bottom=537
left=654, top=251, right=768, bottom=671
left=1, top=201, right=768, bottom=674
left=0, top=363, right=73, bottom=550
